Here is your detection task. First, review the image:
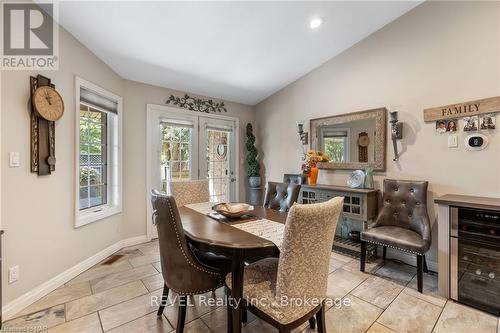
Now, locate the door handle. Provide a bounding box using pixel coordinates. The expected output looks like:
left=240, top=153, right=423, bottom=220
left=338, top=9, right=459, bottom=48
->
left=230, top=178, right=236, bottom=182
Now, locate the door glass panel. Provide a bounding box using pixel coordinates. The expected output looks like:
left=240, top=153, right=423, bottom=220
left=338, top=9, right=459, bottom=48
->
left=205, top=129, right=230, bottom=203
left=160, top=123, right=192, bottom=193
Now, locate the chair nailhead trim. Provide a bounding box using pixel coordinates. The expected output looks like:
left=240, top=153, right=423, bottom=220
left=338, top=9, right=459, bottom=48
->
left=362, top=239, right=423, bottom=255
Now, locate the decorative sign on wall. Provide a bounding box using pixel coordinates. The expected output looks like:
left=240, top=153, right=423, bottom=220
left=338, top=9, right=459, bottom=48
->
left=30, top=75, right=65, bottom=175
left=423, top=96, right=500, bottom=122
left=166, top=93, right=227, bottom=113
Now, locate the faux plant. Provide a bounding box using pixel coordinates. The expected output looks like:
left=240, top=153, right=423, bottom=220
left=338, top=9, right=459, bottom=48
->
left=246, top=123, right=260, bottom=177
left=166, top=94, right=227, bottom=113
left=301, top=150, right=330, bottom=175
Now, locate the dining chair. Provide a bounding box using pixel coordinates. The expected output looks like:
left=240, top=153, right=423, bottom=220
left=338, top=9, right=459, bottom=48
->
left=283, top=173, right=307, bottom=185
left=360, top=179, right=431, bottom=292
left=226, top=197, right=344, bottom=333
left=264, top=181, right=301, bottom=212
left=170, top=179, right=209, bottom=207
left=151, top=190, right=229, bottom=333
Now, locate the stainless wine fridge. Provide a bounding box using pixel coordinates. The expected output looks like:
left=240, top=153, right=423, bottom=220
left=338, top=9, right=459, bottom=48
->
left=450, top=207, right=500, bottom=315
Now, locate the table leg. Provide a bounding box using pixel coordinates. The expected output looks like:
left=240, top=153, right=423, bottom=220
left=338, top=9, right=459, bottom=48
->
left=231, top=250, right=244, bottom=333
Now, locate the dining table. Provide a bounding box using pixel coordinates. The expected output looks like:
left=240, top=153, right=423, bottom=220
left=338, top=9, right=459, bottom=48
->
left=178, top=204, right=288, bottom=333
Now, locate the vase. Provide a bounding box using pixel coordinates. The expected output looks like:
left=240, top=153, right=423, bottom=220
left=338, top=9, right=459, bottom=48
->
left=364, top=167, right=374, bottom=189
left=248, top=176, right=261, bottom=188
left=308, top=166, right=319, bottom=185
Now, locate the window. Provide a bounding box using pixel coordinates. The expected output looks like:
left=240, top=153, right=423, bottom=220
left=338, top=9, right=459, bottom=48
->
left=321, top=128, right=350, bottom=162
left=160, top=122, right=193, bottom=193
left=79, top=104, right=108, bottom=210
left=75, top=78, right=122, bottom=227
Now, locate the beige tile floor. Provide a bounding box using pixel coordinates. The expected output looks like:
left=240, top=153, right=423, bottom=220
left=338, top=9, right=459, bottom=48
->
left=4, top=240, right=500, bottom=333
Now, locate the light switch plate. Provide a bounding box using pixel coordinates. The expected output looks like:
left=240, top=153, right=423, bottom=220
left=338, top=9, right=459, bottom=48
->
left=448, top=134, right=458, bottom=148
left=8, top=266, right=19, bottom=284
left=9, top=152, right=20, bottom=167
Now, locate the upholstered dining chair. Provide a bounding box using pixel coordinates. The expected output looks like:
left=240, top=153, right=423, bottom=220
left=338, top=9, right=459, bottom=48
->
left=283, top=173, right=307, bottom=185
left=170, top=179, right=209, bottom=207
left=226, top=197, right=344, bottom=333
left=360, top=179, right=431, bottom=292
left=264, top=181, right=301, bottom=212
left=151, top=190, right=229, bottom=333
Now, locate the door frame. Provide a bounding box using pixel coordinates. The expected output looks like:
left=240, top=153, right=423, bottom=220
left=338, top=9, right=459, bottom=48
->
left=146, top=104, right=240, bottom=240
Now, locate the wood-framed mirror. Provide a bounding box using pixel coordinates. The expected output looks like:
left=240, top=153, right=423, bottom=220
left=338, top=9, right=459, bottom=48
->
left=310, top=107, right=387, bottom=171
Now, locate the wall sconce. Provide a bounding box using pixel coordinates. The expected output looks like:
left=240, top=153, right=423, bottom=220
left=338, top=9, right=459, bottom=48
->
left=297, top=122, right=309, bottom=145
left=390, top=111, right=403, bottom=161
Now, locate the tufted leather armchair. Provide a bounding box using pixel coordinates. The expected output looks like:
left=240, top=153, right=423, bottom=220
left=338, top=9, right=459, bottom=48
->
left=264, top=181, right=301, bottom=212
left=283, top=173, right=307, bottom=185
left=360, top=179, right=431, bottom=292
left=151, top=190, right=227, bottom=333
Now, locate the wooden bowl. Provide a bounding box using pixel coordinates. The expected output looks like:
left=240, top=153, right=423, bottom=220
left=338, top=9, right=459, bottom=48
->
left=212, top=202, right=254, bottom=218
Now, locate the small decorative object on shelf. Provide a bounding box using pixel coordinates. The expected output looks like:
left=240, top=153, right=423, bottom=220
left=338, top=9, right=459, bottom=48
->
left=347, top=170, right=365, bottom=188
left=364, top=167, right=374, bottom=189
left=166, top=93, right=227, bottom=113
left=302, top=150, right=330, bottom=185
left=246, top=123, right=261, bottom=187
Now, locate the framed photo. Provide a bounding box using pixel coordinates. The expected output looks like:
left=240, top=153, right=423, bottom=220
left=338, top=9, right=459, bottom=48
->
left=463, top=116, right=479, bottom=132
left=436, top=120, right=447, bottom=134
left=435, top=119, right=458, bottom=134
left=446, top=119, right=458, bottom=132
left=480, top=114, right=495, bottom=130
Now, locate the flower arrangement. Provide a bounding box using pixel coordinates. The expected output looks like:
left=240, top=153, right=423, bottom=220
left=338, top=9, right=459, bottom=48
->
left=301, top=150, right=330, bottom=175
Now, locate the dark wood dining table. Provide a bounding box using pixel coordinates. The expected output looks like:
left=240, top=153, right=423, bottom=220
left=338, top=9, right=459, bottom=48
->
left=178, top=205, right=288, bottom=333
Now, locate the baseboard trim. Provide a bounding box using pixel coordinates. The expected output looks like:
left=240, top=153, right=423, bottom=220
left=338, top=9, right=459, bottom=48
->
left=383, top=248, right=438, bottom=273
left=2, top=235, right=148, bottom=320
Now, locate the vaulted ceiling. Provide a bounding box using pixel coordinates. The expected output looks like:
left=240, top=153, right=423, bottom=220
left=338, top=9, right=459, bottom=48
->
left=56, top=1, right=422, bottom=105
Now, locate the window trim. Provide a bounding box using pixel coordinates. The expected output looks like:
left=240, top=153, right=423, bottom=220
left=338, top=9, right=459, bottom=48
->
left=75, top=77, right=122, bottom=228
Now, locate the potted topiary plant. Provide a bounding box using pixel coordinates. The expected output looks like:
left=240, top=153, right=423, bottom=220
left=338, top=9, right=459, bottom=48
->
left=246, top=123, right=261, bottom=187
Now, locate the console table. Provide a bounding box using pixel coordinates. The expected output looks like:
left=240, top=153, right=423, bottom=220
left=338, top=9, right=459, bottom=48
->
left=300, top=184, right=380, bottom=257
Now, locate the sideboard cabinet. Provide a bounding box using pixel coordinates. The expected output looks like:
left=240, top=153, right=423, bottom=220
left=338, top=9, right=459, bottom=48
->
left=300, top=184, right=380, bottom=257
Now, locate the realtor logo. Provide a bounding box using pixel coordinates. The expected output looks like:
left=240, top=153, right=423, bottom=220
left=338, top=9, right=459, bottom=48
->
left=1, top=1, right=59, bottom=69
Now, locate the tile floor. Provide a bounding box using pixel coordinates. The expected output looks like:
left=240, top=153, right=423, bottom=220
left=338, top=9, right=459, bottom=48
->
left=4, top=240, right=500, bottom=333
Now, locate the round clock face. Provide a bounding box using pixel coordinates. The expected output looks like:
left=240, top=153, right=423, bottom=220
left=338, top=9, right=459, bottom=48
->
left=33, top=86, right=65, bottom=121
left=358, top=135, right=370, bottom=147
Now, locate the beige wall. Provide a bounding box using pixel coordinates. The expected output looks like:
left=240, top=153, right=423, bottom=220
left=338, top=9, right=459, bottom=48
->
left=122, top=80, right=254, bottom=239
left=255, top=1, right=500, bottom=265
left=1, top=29, right=254, bottom=305
left=1, top=27, right=125, bottom=304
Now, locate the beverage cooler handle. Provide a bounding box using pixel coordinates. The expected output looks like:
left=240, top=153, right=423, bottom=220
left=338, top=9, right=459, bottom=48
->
left=450, top=237, right=458, bottom=300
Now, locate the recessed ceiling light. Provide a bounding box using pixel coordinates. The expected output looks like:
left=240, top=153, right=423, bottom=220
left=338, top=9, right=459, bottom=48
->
left=310, top=17, right=323, bottom=29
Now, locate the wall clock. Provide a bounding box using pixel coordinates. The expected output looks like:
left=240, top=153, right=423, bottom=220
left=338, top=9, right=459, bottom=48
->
left=358, top=132, right=369, bottom=163
left=32, top=86, right=65, bottom=121
left=30, top=75, right=63, bottom=175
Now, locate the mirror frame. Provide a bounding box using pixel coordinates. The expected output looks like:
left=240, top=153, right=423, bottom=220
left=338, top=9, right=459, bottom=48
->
left=310, top=107, right=387, bottom=171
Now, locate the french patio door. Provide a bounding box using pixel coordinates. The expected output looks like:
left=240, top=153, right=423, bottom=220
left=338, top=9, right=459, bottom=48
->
left=147, top=105, right=238, bottom=239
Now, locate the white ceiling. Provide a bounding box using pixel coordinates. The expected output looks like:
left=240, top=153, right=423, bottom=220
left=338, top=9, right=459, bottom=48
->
left=56, top=1, right=422, bottom=105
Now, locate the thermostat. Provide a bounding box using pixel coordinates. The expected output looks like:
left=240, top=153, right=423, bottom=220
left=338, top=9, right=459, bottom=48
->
left=464, top=133, right=488, bottom=151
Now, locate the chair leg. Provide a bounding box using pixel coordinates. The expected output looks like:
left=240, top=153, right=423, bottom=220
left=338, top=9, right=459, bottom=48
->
left=225, top=286, right=232, bottom=333
left=382, top=246, right=387, bottom=260
left=360, top=241, right=366, bottom=272
left=423, top=255, right=429, bottom=273
left=242, top=309, right=248, bottom=323
left=417, top=255, right=423, bottom=293
left=316, top=303, right=326, bottom=333
left=309, top=316, right=316, bottom=329
left=176, top=295, right=187, bottom=333
left=157, top=284, right=169, bottom=316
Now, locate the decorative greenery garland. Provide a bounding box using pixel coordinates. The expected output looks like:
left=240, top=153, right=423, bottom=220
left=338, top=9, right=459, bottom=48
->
left=166, top=94, right=227, bottom=113
left=246, top=123, right=260, bottom=177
